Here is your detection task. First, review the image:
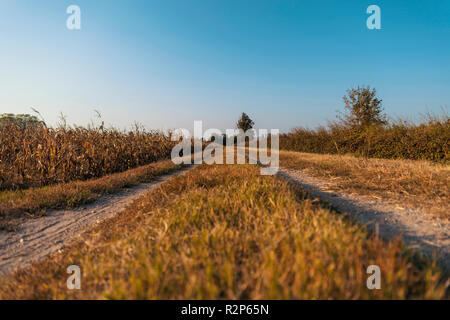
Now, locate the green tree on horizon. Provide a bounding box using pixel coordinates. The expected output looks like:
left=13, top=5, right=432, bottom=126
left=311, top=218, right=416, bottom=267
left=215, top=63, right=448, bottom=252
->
left=339, top=86, right=387, bottom=128
left=0, top=113, right=45, bottom=128
left=236, top=112, right=255, bottom=132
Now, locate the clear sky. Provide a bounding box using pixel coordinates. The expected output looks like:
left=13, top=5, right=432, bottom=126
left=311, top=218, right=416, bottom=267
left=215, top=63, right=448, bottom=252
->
left=0, top=0, right=449, bottom=132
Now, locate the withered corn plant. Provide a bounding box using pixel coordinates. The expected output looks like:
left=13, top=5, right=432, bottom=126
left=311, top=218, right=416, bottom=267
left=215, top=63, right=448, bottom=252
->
left=0, top=123, right=175, bottom=190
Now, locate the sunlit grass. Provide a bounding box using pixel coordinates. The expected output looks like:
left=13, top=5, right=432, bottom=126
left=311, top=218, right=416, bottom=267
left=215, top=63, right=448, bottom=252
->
left=1, top=164, right=446, bottom=299
left=280, top=150, right=450, bottom=220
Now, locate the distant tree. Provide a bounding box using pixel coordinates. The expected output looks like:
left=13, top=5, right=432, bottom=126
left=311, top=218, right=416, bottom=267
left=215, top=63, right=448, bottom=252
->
left=0, top=113, right=45, bottom=128
left=339, top=86, right=386, bottom=128
left=237, top=112, right=255, bottom=132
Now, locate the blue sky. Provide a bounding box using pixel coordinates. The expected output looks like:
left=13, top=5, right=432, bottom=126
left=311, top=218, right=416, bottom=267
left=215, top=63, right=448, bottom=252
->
left=0, top=0, right=449, bottom=132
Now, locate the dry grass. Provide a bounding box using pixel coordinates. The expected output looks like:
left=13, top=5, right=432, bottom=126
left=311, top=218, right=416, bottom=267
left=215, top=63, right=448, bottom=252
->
left=0, top=123, right=175, bottom=190
left=0, top=164, right=446, bottom=299
left=279, top=151, right=450, bottom=220
left=0, top=160, right=181, bottom=231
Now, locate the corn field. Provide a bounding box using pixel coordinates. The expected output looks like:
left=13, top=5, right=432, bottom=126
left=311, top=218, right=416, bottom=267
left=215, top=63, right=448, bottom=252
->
left=0, top=123, right=175, bottom=190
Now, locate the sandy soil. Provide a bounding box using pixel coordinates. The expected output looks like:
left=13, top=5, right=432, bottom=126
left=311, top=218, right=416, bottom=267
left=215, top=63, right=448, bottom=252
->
left=0, top=166, right=194, bottom=275
left=278, top=168, right=450, bottom=274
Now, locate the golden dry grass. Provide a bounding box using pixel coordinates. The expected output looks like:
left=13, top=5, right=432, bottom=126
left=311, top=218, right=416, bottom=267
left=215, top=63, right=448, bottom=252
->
left=280, top=151, right=450, bottom=220
left=0, top=160, right=181, bottom=231
left=0, top=164, right=446, bottom=299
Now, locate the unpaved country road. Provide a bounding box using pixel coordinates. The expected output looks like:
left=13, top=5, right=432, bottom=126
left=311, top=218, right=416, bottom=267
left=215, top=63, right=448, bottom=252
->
left=278, top=168, right=450, bottom=274
left=0, top=166, right=194, bottom=275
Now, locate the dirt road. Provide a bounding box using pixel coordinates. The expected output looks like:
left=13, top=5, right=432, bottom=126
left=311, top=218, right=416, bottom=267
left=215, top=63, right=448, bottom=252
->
left=0, top=166, right=193, bottom=275
left=278, top=168, right=450, bottom=274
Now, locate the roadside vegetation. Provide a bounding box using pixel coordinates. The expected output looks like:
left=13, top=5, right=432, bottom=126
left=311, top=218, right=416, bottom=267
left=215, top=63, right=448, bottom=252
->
left=0, top=115, right=175, bottom=190
left=279, top=151, right=450, bottom=220
left=0, top=160, right=181, bottom=231
left=280, top=86, right=449, bottom=162
left=1, top=164, right=446, bottom=299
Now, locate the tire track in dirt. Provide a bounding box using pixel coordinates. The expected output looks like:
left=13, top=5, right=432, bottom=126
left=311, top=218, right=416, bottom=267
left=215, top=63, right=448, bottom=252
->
left=278, top=168, right=450, bottom=274
left=0, top=165, right=194, bottom=275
